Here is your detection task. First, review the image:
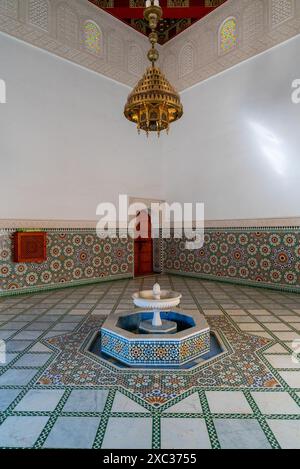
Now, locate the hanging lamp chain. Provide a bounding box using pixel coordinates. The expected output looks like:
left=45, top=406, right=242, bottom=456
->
left=144, top=0, right=162, bottom=65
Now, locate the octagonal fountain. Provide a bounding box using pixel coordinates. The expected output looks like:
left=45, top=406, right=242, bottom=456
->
left=100, top=283, right=211, bottom=367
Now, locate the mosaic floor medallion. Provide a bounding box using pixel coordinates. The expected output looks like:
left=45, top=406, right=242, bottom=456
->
left=1, top=276, right=300, bottom=448
left=38, top=315, right=281, bottom=408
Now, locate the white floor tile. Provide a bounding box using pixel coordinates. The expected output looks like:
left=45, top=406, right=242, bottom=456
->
left=161, top=418, right=211, bottom=449
left=206, top=391, right=252, bottom=414
left=267, top=420, right=300, bottom=449
left=102, top=417, right=152, bottom=449
left=251, top=392, right=300, bottom=415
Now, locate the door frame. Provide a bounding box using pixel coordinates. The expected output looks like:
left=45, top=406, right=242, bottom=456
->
left=134, top=210, right=153, bottom=277
left=128, top=196, right=165, bottom=278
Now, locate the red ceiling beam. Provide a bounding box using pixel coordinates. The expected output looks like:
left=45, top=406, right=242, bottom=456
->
left=104, top=6, right=215, bottom=19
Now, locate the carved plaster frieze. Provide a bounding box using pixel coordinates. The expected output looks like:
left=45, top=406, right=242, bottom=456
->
left=0, top=1, right=299, bottom=91
left=161, top=0, right=300, bottom=91
left=0, top=0, right=152, bottom=88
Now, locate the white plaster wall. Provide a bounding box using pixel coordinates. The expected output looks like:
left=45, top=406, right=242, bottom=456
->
left=162, top=35, right=300, bottom=220
left=1, top=31, right=300, bottom=223
left=0, top=33, right=163, bottom=220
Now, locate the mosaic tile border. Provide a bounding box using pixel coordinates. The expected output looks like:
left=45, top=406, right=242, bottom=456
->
left=82, top=325, right=232, bottom=375
left=0, top=273, right=132, bottom=298
left=100, top=327, right=211, bottom=367
left=2, top=217, right=300, bottom=230
left=167, top=270, right=300, bottom=295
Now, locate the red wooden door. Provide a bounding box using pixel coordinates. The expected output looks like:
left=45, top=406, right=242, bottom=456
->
left=134, top=212, right=153, bottom=277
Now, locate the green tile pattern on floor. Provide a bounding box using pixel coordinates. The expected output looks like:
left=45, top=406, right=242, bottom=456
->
left=0, top=275, right=299, bottom=449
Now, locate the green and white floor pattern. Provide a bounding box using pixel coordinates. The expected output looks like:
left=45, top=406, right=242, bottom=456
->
left=0, top=275, right=299, bottom=449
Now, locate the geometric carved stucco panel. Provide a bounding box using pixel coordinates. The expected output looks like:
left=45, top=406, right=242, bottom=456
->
left=56, top=2, right=79, bottom=48
left=162, top=52, right=177, bottom=81
left=127, top=43, right=143, bottom=76
left=178, top=42, right=196, bottom=78
left=28, top=0, right=49, bottom=32
left=197, top=29, right=215, bottom=67
left=0, top=0, right=18, bottom=19
left=270, top=0, right=294, bottom=28
left=108, top=30, right=123, bottom=66
left=243, top=0, right=265, bottom=45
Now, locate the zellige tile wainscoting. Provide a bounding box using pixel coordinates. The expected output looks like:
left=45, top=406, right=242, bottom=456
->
left=1, top=223, right=300, bottom=296
left=0, top=229, right=134, bottom=296
left=164, top=227, right=300, bottom=293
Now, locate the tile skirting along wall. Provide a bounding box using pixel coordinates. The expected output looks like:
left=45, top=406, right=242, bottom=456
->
left=163, top=226, right=300, bottom=294
left=0, top=228, right=134, bottom=296
left=1, top=222, right=300, bottom=295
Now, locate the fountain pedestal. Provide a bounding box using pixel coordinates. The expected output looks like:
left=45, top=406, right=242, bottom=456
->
left=139, top=318, right=177, bottom=334
left=132, top=283, right=181, bottom=334
left=137, top=284, right=178, bottom=334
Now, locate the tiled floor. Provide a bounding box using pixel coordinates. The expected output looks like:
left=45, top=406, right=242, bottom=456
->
left=0, top=275, right=300, bottom=449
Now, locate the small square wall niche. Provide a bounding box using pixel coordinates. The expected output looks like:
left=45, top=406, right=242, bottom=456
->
left=14, top=232, right=47, bottom=263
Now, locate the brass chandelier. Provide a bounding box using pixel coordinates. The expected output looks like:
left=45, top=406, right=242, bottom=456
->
left=124, top=0, right=183, bottom=136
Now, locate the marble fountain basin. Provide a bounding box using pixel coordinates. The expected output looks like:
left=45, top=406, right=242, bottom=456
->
left=132, top=289, right=182, bottom=310
left=100, top=310, right=210, bottom=367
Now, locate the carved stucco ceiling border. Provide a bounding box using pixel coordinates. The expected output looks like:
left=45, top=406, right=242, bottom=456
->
left=161, top=0, right=300, bottom=91
left=0, top=0, right=151, bottom=88
left=0, top=0, right=299, bottom=91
